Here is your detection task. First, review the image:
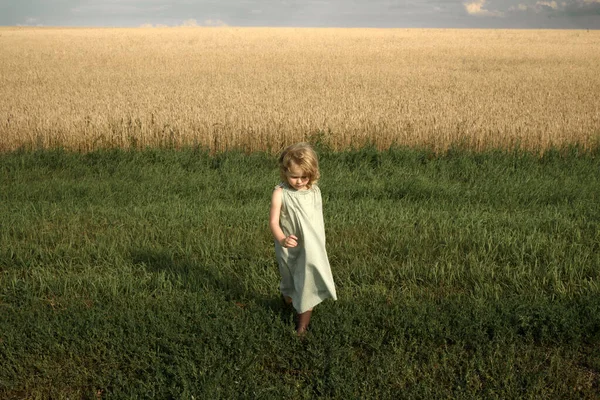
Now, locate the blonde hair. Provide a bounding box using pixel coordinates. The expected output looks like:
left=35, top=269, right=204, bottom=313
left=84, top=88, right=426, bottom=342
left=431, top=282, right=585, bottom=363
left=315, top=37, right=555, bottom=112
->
left=278, top=142, right=320, bottom=188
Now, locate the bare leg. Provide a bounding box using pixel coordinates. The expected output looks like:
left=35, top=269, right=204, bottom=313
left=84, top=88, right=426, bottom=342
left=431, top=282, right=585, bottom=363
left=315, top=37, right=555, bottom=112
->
left=295, top=309, right=313, bottom=336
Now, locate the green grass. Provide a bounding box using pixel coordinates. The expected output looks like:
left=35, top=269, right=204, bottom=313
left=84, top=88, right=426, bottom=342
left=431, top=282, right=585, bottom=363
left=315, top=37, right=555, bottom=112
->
left=1, top=146, right=599, bottom=398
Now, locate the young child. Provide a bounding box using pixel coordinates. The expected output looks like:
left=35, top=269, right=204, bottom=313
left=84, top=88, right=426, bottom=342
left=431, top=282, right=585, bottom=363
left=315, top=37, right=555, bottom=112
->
left=269, top=143, right=337, bottom=335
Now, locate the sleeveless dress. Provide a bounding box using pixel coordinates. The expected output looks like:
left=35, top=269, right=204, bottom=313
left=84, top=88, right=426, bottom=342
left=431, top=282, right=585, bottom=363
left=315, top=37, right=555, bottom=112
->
left=274, top=183, right=337, bottom=313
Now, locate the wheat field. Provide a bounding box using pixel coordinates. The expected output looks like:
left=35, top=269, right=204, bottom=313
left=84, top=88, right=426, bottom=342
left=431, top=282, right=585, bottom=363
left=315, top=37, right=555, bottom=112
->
left=1, top=27, right=599, bottom=152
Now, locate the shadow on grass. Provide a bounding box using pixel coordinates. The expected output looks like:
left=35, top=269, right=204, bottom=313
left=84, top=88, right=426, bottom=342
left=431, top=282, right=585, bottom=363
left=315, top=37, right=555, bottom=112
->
left=130, top=248, right=293, bottom=325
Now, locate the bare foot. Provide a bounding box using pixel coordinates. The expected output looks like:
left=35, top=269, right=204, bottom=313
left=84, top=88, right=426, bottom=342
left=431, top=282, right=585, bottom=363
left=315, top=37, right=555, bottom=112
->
left=295, top=309, right=312, bottom=336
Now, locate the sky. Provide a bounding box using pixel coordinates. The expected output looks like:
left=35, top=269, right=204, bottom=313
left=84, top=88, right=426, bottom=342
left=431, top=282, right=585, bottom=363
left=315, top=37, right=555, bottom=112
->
left=1, top=0, right=600, bottom=29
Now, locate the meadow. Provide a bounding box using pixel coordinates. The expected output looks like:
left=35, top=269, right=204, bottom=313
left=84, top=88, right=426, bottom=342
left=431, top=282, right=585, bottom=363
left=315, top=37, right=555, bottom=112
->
left=1, top=27, right=599, bottom=398
left=1, top=146, right=599, bottom=398
left=1, top=27, right=599, bottom=153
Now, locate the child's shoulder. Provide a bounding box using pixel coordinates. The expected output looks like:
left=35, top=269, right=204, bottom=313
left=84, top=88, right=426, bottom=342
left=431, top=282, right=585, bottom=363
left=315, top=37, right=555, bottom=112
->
left=272, top=183, right=286, bottom=196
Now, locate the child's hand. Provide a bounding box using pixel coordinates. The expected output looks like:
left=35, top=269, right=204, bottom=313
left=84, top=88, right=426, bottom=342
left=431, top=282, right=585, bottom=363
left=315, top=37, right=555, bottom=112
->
left=281, top=235, right=298, bottom=248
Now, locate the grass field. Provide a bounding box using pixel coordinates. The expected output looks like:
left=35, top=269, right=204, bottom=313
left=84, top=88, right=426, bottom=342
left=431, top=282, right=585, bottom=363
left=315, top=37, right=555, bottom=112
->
left=1, top=25, right=599, bottom=398
left=1, top=27, right=600, bottom=152
left=1, top=146, right=599, bottom=398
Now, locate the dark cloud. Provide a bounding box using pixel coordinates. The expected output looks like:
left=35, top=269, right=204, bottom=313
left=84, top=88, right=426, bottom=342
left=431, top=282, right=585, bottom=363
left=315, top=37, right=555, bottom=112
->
left=502, top=0, right=600, bottom=27
left=563, top=1, right=600, bottom=16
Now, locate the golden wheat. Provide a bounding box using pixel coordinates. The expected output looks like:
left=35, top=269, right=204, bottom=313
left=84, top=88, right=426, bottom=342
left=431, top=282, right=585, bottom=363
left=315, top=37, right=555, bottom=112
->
left=1, top=27, right=599, bottom=152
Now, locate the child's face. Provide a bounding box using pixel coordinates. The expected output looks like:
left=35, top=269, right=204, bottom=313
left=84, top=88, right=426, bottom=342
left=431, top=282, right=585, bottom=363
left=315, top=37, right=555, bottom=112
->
left=286, top=162, right=310, bottom=191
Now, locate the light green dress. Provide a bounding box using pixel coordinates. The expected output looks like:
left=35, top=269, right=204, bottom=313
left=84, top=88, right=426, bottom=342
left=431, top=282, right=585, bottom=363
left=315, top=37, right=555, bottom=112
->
left=275, top=183, right=337, bottom=313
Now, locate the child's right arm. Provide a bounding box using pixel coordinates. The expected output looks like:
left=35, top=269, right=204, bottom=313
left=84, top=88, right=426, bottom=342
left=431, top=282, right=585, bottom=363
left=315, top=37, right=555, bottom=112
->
left=269, top=186, right=298, bottom=248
